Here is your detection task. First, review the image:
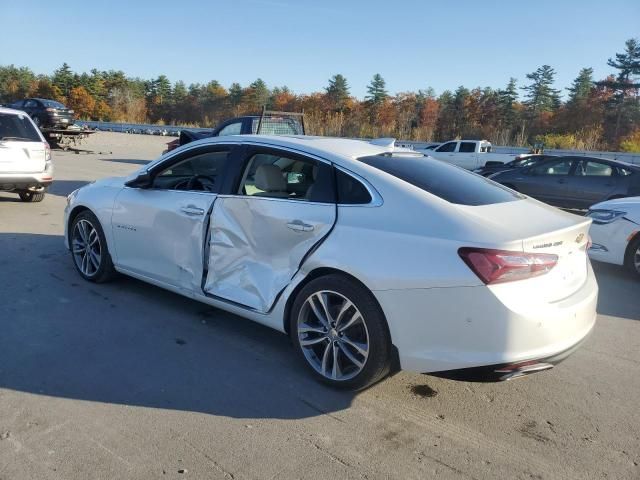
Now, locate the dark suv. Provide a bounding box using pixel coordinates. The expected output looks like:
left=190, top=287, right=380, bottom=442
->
left=7, top=98, right=75, bottom=130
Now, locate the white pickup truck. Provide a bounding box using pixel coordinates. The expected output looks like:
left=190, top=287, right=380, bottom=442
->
left=420, top=139, right=517, bottom=170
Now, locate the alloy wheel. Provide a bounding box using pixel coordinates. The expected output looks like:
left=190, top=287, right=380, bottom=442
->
left=634, top=245, right=640, bottom=274
left=72, top=219, right=102, bottom=277
left=297, top=290, right=370, bottom=381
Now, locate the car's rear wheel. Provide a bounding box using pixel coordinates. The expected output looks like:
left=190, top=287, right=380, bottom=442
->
left=290, top=274, right=391, bottom=390
left=624, top=235, right=640, bottom=278
left=18, top=190, right=45, bottom=202
left=70, top=211, right=116, bottom=283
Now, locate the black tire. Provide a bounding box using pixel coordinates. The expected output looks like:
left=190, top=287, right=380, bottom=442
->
left=70, top=210, right=116, bottom=283
left=290, top=274, right=392, bottom=391
left=18, top=191, right=45, bottom=202
left=624, top=235, right=640, bottom=278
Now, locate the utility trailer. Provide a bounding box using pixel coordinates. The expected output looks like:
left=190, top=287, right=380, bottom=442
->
left=42, top=127, right=98, bottom=152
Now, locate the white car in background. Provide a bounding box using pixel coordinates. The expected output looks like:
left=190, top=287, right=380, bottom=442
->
left=64, top=135, right=597, bottom=390
left=588, top=197, right=640, bottom=278
left=0, top=106, right=53, bottom=202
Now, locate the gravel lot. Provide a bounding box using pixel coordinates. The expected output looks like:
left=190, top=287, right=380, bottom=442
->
left=1, top=132, right=639, bottom=480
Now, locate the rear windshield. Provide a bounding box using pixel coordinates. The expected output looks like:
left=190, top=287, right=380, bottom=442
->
left=0, top=113, right=41, bottom=142
left=41, top=100, right=66, bottom=108
left=359, top=155, right=519, bottom=206
left=251, top=117, right=304, bottom=135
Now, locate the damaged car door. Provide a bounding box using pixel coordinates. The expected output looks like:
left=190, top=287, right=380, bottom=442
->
left=111, top=145, right=236, bottom=292
left=203, top=146, right=337, bottom=312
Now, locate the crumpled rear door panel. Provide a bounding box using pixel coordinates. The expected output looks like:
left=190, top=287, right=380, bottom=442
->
left=204, top=196, right=336, bottom=312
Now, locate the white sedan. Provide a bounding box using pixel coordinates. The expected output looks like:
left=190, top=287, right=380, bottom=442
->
left=587, top=196, right=640, bottom=277
left=64, top=135, right=597, bottom=390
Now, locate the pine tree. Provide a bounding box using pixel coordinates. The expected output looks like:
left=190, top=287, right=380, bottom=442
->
left=522, top=65, right=561, bottom=115
left=597, top=39, right=640, bottom=140
left=326, top=74, right=350, bottom=111
left=366, top=74, right=388, bottom=104
left=248, top=78, right=270, bottom=110
left=498, top=78, right=518, bottom=127
left=52, top=63, right=74, bottom=98
left=567, top=68, right=594, bottom=104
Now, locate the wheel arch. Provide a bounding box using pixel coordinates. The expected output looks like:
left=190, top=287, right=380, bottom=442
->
left=282, top=266, right=400, bottom=372
left=624, top=230, right=640, bottom=267
left=67, top=205, right=91, bottom=243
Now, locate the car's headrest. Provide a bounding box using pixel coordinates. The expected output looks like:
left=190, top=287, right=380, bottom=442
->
left=255, top=164, right=286, bottom=192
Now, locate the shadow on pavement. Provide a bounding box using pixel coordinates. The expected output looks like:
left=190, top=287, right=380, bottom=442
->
left=47, top=180, right=91, bottom=197
left=592, top=261, right=640, bottom=321
left=100, top=158, right=152, bottom=166
left=0, top=232, right=354, bottom=419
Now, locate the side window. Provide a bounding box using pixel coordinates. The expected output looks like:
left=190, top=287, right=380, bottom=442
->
left=217, top=122, right=242, bottom=136
left=24, top=100, right=38, bottom=108
left=531, top=159, right=573, bottom=176
left=436, top=142, right=457, bottom=153
left=459, top=142, right=476, bottom=153
left=238, top=151, right=334, bottom=202
left=336, top=170, right=372, bottom=204
left=575, top=161, right=614, bottom=177
left=153, top=150, right=230, bottom=192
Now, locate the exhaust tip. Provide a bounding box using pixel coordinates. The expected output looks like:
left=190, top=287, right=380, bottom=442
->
left=494, top=362, right=554, bottom=381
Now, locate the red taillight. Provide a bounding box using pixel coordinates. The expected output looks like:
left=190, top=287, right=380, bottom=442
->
left=44, top=142, right=51, bottom=161
left=458, top=248, right=558, bottom=285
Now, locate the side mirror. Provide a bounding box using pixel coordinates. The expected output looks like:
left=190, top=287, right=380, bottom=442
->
left=125, top=171, right=153, bottom=188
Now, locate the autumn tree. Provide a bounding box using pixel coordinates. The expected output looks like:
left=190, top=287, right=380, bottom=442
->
left=67, top=86, right=96, bottom=119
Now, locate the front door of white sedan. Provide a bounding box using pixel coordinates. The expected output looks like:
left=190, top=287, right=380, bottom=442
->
left=111, top=145, right=236, bottom=293
left=203, top=146, right=337, bottom=312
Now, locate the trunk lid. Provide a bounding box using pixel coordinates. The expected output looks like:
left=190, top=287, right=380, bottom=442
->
left=456, top=198, right=591, bottom=302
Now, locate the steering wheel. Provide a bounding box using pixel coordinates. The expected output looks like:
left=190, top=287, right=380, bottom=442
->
left=186, top=174, right=216, bottom=192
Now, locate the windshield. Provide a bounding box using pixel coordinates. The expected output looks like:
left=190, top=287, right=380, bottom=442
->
left=359, top=154, right=519, bottom=206
left=0, top=113, right=42, bottom=142
left=41, top=100, right=66, bottom=108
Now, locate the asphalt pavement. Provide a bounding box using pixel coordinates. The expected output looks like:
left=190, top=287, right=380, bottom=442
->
left=0, top=133, right=638, bottom=479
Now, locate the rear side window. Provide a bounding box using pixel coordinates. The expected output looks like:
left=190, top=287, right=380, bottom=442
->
left=0, top=113, right=41, bottom=142
left=358, top=155, right=519, bottom=206
left=459, top=142, right=476, bottom=153
left=336, top=170, right=372, bottom=204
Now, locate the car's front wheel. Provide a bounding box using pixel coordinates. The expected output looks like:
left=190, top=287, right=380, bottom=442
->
left=625, top=235, right=640, bottom=279
left=290, top=274, right=392, bottom=390
left=70, top=210, right=116, bottom=283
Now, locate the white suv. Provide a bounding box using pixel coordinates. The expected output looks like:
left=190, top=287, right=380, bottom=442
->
left=0, top=107, right=53, bottom=202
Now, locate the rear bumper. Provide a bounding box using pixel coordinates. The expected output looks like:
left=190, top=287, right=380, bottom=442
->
left=0, top=172, right=54, bottom=190
left=374, top=261, right=598, bottom=377
left=429, top=327, right=592, bottom=382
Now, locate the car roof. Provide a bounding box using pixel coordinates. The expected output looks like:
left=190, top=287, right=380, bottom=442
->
left=0, top=106, right=32, bottom=115
left=192, top=134, right=402, bottom=163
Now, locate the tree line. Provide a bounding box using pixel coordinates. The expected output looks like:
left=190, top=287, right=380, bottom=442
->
left=1, top=38, right=639, bottom=151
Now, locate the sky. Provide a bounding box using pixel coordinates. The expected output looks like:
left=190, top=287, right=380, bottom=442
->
left=1, top=0, right=638, bottom=99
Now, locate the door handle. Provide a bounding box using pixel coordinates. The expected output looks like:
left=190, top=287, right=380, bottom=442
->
left=287, top=220, right=314, bottom=232
left=180, top=205, right=205, bottom=216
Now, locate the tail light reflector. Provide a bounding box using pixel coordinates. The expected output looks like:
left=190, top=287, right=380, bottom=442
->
left=458, top=248, right=558, bottom=284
